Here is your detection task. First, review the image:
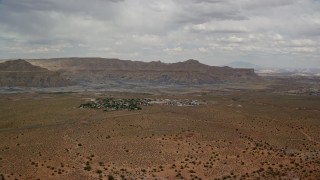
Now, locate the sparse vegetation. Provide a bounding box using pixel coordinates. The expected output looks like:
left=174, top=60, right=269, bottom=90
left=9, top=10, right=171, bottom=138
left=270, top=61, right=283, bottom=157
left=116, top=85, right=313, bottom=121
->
left=108, top=175, right=115, bottom=180
left=1, top=83, right=320, bottom=179
left=84, top=165, right=92, bottom=171
left=96, top=170, right=102, bottom=174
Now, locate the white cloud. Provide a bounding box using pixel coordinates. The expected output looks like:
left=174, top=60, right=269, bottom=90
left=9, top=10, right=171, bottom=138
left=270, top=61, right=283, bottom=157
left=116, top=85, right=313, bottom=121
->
left=186, top=21, right=250, bottom=33
left=290, top=39, right=318, bottom=47
left=292, top=47, right=316, bottom=53
left=131, top=34, right=164, bottom=46
left=0, top=0, right=320, bottom=68
left=93, top=47, right=112, bottom=52
left=198, top=47, right=208, bottom=53
left=272, top=34, right=284, bottom=41
left=164, top=47, right=184, bottom=54
left=115, top=41, right=123, bottom=46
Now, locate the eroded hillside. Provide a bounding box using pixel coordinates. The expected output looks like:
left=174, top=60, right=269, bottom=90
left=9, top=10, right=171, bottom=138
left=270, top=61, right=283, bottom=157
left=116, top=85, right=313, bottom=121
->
left=0, top=59, right=71, bottom=87
left=28, top=58, right=259, bottom=85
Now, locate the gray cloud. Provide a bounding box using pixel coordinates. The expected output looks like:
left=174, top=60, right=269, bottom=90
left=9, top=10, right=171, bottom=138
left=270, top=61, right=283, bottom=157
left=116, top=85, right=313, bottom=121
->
left=239, top=0, right=296, bottom=10
left=193, top=0, right=224, bottom=3
left=0, top=0, right=319, bottom=68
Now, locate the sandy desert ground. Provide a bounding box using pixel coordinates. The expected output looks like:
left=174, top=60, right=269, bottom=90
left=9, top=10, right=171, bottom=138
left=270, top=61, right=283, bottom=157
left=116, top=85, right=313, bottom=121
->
left=0, top=87, right=320, bottom=179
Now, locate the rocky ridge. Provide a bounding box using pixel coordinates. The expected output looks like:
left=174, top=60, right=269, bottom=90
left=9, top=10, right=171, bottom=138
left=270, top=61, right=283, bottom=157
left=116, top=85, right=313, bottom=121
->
left=0, top=59, right=71, bottom=87
left=28, top=58, right=259, bottom=85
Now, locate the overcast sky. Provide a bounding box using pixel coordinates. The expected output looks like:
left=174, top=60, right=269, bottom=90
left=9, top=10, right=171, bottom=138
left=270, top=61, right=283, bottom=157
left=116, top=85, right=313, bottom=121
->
left=0, top=0, right=320, bottom=68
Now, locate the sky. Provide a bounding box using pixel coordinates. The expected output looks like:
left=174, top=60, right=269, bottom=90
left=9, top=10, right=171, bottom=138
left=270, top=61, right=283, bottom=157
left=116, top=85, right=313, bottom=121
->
left=0, top=0, right=320, bottom=68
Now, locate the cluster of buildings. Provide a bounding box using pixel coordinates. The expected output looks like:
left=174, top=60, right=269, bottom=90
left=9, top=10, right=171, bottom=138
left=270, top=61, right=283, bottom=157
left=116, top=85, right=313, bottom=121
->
left=148, top=98, right=207, bottom=106
left=286, top=88, right=320, bottom=96
left=79, top=98, right=207, bottom=112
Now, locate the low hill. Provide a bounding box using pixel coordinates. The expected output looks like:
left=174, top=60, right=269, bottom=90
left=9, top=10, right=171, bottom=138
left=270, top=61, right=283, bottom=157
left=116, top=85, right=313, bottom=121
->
left=28, top=58, right=259, bottom=85
left=0, top=59, right=71, bottom=87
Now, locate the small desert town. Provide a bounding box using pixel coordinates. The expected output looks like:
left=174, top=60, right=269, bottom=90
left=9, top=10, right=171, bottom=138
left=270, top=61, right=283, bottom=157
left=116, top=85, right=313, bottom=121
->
left=79, top=98, right=207, bottom=111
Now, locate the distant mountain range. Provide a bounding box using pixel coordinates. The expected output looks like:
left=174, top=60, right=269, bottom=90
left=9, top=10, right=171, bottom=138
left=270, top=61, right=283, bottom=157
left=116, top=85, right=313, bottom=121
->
left=0, top=58, right=260, bottom=87
left=225, top=61, right=320, bottom=76
left=31, top=58, right=260, bottom=86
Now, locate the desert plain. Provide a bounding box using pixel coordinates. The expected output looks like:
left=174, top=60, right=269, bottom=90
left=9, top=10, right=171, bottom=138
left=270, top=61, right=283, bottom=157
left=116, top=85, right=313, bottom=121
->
left=0, top=81, right=319, bottom=180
